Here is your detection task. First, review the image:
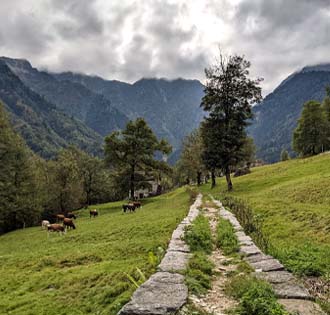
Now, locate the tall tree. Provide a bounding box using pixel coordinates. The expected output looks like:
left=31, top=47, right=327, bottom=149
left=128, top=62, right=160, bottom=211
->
left=201, top=54, right=262, bottom=190
left=104, top=118, right=171, bottom=199
left=321, top=86, right=330, bottom=150
left=293, top=100, right=327, bottom=156
left=177, top=129, right=205, bottom=186
left=280, top=149, right=290, bottom=161
left=0, top=102, right=42, bottom=233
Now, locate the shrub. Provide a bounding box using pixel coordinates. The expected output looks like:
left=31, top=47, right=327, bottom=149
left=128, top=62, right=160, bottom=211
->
left=184, top=215, right=213, bottom=254
left=216, top=218, right=239, bottom=255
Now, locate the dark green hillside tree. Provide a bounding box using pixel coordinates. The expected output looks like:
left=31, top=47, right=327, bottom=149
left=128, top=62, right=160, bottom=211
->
left=201, top=53, right=262, bottom=191
left=176, top=129, right=206, bottom=186
left=321, top=86, right=330, bottom=150
left=0, top=102, right=42, bottom=234
left=293, top=100, right=327, bottom=156
left=104, top=118, right=172, bottom=199
left=280, top=149, right=290, bottom=161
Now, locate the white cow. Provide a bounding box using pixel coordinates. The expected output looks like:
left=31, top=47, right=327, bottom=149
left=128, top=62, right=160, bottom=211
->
left=41, top=220, right=50, bottom=230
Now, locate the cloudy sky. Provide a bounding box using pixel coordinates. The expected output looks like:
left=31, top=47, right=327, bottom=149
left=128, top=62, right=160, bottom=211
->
left=0, top=0, right=329, bottom=95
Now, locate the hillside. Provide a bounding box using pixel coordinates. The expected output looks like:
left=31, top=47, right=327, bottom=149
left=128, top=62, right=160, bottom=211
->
left=0, top=188, right=190, bottom=315
left=0, top=61, right=103, bottom=158
left=1, top=57, right=129, bottom=137
left=201, top=153, right=330, bottom=277
left=249, top=65, right=330, bottom=162
left=54, top=72, right=205, bottom=161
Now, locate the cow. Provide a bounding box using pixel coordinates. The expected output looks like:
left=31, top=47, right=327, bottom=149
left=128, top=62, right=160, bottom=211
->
left=133, top=201, right=142, bottom=209
left=63, top=218, right=76, bottom=230
left=47, top=224, right=65, bottom=235
left=66, top=213, right=76, bottom=219
left=56, top=214, right=65, bottom=222
left=122, top=204, right=136, bottom=213
left=90, top=209, right=98, bottom=218
left=41, top=220, right=50, bottom=230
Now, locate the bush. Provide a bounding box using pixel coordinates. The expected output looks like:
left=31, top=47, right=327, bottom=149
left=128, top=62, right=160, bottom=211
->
left=225, top=275, right=288, bottom=315
left=216, top=218, right=239, bottom=255
left=185, top=253, right=214, bottom=296
left=184, top=215, right=213, bottom=254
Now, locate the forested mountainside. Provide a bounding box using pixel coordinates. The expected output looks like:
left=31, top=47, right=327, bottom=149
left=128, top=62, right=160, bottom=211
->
left=54, top=72, right=205, bottom=161
left=1, top=57, right=128, bottom=136
left=0, top=61, right=103, bottom=158
left=250, top=65, right=330, bottom=162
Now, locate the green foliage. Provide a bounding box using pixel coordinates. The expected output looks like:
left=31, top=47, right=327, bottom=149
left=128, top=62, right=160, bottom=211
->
left=216, top=218, right=239, bottom=255
left=280, top=149, right=290, bottom=161
left=226, top=275, right=288, bottom=315
left=185, top=252, right=214, bottom=296
left=200, top=53, right=262, bottom=191
left=184, top=214, right=213, bottom=254
left=0, top=187, right=190, bottom=314
left=293, top=100, right=327, bottom=156
left=104, top=118, right=172, bottom=198
left=0, top=102, right=43, bottom=234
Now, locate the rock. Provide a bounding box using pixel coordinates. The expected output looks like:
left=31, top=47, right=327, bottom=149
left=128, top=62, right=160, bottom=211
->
left=273, top=282, right=313, bottom=300
left=245, top=253, right=273, bottom=263
left=158, top=248, right=191, bottom=273
left=249, top=258, right=284, bottom=272
left=254, top=271, right=294, bottom=284
left=279, top=299, right=325, bottom=315
left=234, top=167, right=251, bottom=177
left=167, top=239, right=190, bottom=253
left=239, top=244, right=261, bottom=257
left=118, top=272, right=188, bottom=315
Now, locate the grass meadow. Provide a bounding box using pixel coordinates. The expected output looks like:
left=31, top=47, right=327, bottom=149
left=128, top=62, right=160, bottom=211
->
left=200, top=153, right=330, bottom=277
left=0, top=188, right=190, bottom=315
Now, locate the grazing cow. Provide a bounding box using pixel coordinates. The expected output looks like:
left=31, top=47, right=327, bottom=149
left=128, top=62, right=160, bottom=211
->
left=133, top=201, right=142, bottom=209
left=63, top=218, right=76, bottom=230
left=122, top=204, right=136, bottom=213
left=41, top=220, right=50, bottom=230
left=47, top=224, right=65, bottom=234
left=90, top=209, right=98, bottom=218
left=56, top=214, right=65, bottom=222
left=66, top=213, right=76, bottom=219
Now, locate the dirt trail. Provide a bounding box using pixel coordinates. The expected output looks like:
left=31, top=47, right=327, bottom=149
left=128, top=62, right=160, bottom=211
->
left=190, top=207, right=237, bottom=315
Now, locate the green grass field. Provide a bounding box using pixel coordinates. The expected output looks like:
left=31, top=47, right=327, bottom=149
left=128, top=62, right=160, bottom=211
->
left=200, top=153, right=330, bottom=277
left=0, top=188, right=190, bottom=315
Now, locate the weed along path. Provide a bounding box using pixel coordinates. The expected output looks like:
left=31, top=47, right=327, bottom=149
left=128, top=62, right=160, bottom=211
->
left=212, top=197, right=325, bottom=315
left=189, top=205, right=238, bottom=314
left=118, top=194, right=202, bottom=315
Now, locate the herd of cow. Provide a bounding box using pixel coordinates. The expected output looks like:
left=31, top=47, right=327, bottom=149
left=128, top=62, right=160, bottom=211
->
left=41, top=201, right=142, bottom=235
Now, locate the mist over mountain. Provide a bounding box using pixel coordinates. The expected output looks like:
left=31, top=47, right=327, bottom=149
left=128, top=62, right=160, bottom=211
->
left=249, top=64, right=330, bottom=162
left=0, top=60, right=103, bottom=158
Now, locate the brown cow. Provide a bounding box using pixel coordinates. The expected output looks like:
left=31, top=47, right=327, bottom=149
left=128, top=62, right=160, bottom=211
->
left=133, top=201, right=142, bottom=209
left=122, top=204, right=136, bottom=213
left=63, top=218, right=76, bottom=230
left=47, top=224, right=65, bottom=234
left=90, top=209, right=98, bottom=218
left=66, top=213, right=77, bottom=219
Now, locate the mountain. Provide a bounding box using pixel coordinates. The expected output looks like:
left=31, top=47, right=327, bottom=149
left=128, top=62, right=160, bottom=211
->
left=0, top=60, right=103, bottom=158
left=53, top=72, right=205, bottom=161
left=0, top=57, right=128, bottom=137
left=249, top=64, right=330, bottom=162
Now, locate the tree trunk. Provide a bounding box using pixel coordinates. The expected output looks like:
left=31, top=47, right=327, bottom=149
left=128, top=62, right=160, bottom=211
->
left=130, top=165, right=135, bottom=200
left=211, top=170, right=216, bottom=189
left=225, top=166, right=233, bottom=191
left=197, top=171, right=202, bottom=186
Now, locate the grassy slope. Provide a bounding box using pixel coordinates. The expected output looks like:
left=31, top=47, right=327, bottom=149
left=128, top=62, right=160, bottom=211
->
left=200, top=153, right=330, bottom=275
left=0, top=188, right=190, bottom=315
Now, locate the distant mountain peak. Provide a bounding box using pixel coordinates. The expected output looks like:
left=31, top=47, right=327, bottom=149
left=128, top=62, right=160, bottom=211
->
left=0, top=56, right=33, bottom=72
left=300, top=63, right=330, bottom=73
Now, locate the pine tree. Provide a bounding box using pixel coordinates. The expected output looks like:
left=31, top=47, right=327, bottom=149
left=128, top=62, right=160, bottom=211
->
left=293, top=100, right=327, bottom=156
left=0, top=102, right=42, bottom=233
left=201, top=54, right=262, bottom=190
left=280, top=149, right=290, bottom=161
left=104, top=118, right=171, bottom=199
left=321, top=86, right=330, bottom=150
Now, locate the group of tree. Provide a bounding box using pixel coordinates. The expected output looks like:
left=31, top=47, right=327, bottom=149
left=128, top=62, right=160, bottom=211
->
left=176, top=53, right=262, bottom=191
left=293, top=87, right=330, bottom=156
left=0, top=102, right=172, bottom=234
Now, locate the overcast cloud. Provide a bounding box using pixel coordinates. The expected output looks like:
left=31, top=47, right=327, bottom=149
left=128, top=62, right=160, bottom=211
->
left=0, top=0, right=329, bottom=95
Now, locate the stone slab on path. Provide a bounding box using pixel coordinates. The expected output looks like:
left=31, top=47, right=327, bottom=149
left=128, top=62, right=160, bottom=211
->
left=279, top=299, right=326, bottom=315
left=246, top=253, right=273, bottom=263
left=254, top=271, right=295, bottom=284
left=250, top=258, right=285, bottom=272
left=118, top=272, right=188, bottom=315
left=239, top=244, right=262, bottom=257
left=273, top=282, right=314, bottom=300
left=158, top=250, right=192, bottom=272
left=167, top=239, right=190, bottom=253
